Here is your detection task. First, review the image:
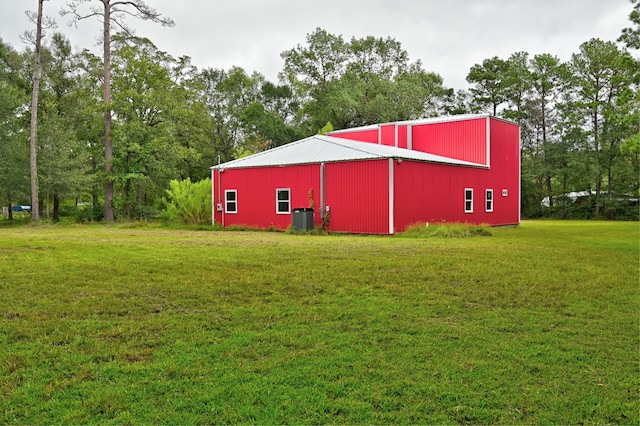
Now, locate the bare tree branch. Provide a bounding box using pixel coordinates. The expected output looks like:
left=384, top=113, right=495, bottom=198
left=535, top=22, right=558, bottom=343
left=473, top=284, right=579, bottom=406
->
left=60, top=0, right=103, bottom=26
left=111, top=1, right=175, bottom=26
left=21, top=8, right=57, bottom=45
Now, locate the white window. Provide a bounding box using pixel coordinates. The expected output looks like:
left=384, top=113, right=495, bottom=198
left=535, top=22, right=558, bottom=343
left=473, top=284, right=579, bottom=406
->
left=225, top=190, right=237, bottom=214
left=486, top=189, right=493, bottom=212
left=464, top=188, right=473, bottom=213
left=276, top=188, right=290, bottom=214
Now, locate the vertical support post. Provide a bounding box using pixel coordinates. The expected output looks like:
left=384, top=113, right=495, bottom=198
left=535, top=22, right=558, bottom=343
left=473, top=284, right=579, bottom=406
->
left=486, top=116, right=491, bottom=167
left=394, top=124, right=399, bottom=147
left=320, top=162, right=326, bottom=220
left=388, top=158, right=394, bottom=235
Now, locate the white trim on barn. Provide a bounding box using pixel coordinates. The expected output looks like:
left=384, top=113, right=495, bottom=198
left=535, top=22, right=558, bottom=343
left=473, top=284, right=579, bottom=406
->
left=389, top=158, right=394, bottom=235
left=394, top=124, right=399, bottom=148
left=486, top=116, right=491, bottom=167
left=518, top=125, right=522, bottom=221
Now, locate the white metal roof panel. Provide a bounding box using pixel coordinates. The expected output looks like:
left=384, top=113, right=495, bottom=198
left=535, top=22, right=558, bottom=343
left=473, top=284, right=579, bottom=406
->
left=211, top=135, right=486, bottom=170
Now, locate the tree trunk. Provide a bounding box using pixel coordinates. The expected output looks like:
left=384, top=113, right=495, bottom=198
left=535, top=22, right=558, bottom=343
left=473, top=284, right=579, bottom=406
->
left=92, top=190, right=99, bottom=211
left=29, top=0, right=44, bottom=223
left=137, top=183, right=143, bottom=212
left=595, top=178, right=602, bottom=217
left=8, top=203, right=13, bottom=221
left=124, top=179, right=131, bottom=219
left=53, top=193, right=60, bottom=223
left=541, top=96, right=551, bottom=207
left=103, top=1, right=115, bottom=221
left=545, top=175, right=553, bottom=208
left=593, top=107, right=600, bottom=217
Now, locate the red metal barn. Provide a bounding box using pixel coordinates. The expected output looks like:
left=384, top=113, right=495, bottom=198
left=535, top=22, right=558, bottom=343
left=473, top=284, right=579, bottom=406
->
left=211, top=114, right=520, bottom=234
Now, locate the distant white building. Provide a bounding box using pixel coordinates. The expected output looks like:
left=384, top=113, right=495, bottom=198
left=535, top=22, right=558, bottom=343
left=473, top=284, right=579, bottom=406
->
left=541, top=191, right=592, bottom=207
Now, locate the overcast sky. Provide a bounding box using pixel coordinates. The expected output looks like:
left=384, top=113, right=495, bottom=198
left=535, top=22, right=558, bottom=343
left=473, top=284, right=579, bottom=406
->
left=0, top=0, right=633, bottom=90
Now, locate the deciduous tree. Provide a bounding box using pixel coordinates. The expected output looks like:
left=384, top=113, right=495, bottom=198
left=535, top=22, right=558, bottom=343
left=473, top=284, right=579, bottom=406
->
left=281, top=28, right=449, bottom=132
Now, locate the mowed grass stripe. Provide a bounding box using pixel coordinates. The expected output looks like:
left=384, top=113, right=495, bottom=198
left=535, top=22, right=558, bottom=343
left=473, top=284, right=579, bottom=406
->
left=0, top=221, right=637, bottom=424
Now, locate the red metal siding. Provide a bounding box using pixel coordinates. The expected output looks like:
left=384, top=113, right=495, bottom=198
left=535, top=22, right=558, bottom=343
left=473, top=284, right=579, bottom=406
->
left=411, top=118, right=487, bottom=165
left=394, top=161, right=481, bottom=230
left=487, top=118, right=520, bottom=225
left=329, top=128, right=379, bottom=144
left=325, top=160, right=389, bottom=234
left=213, top=164, right=321, bottom=230
left=212, top=117, right=519, bottom=233
left=393, top=118, right=520, bottom=230
left=397, top=125, right=408, bottom=149
left=380, top=124, right=395, bottom=146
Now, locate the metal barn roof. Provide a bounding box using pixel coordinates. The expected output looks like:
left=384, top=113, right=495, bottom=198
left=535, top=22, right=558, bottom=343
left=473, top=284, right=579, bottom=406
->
left=211, top=134, right=487, bottom=170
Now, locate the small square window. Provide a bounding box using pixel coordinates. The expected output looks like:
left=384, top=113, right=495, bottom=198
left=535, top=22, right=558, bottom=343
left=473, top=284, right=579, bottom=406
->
left=486, top=189, right=493, bottom=212
left=465, top=188, right=473, bottom=213
left=276, top=188, right=290, bottom=214
left=225, top=190, right=237, bottom=214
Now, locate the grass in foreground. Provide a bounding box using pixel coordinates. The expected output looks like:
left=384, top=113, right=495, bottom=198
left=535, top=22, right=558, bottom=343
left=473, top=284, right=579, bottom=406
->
left=400, top=221, right=493, bottom=238
left=0, top=220, right=638, bottom=424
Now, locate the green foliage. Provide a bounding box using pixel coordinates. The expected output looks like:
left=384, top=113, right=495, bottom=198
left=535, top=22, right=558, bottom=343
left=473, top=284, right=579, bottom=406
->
left=2, top=18, right=640, bottom=225
left=619, top=0, right=640, bottom=49
left=74, top=202, right=103, bottom=223
left=111, top=36, right=207, bottom=219
left=285, top=224, right=326, bottom=235
left=563, top=39, right=638, bottom=216
left=0, top=221, right=637, bottom=424
left=200, top=67, right=301, bottom=162
left=161, top=178, right=212, bottom=225
left=35, top=33, right=94, bottom=222
left=280, top=28, right=449, bottom=132
left=317, top=121, right=334, bottom=135
left=470, top=39, right=640, bottom=219
left=0, top=38, right=30, bottom=211
left=545, top=196, right=640, bottom=221
left=400, top=222, right=493, bottom=238
left=466, top=56, right=510, bottom=115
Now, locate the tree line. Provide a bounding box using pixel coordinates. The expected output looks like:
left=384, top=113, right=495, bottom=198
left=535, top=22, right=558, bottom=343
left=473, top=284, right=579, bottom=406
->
left=0, top=0, right=638, bottom=222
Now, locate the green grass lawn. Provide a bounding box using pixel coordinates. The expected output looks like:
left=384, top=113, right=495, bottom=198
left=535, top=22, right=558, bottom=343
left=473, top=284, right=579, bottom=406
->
left=0, top=220, right=638, bottom=424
